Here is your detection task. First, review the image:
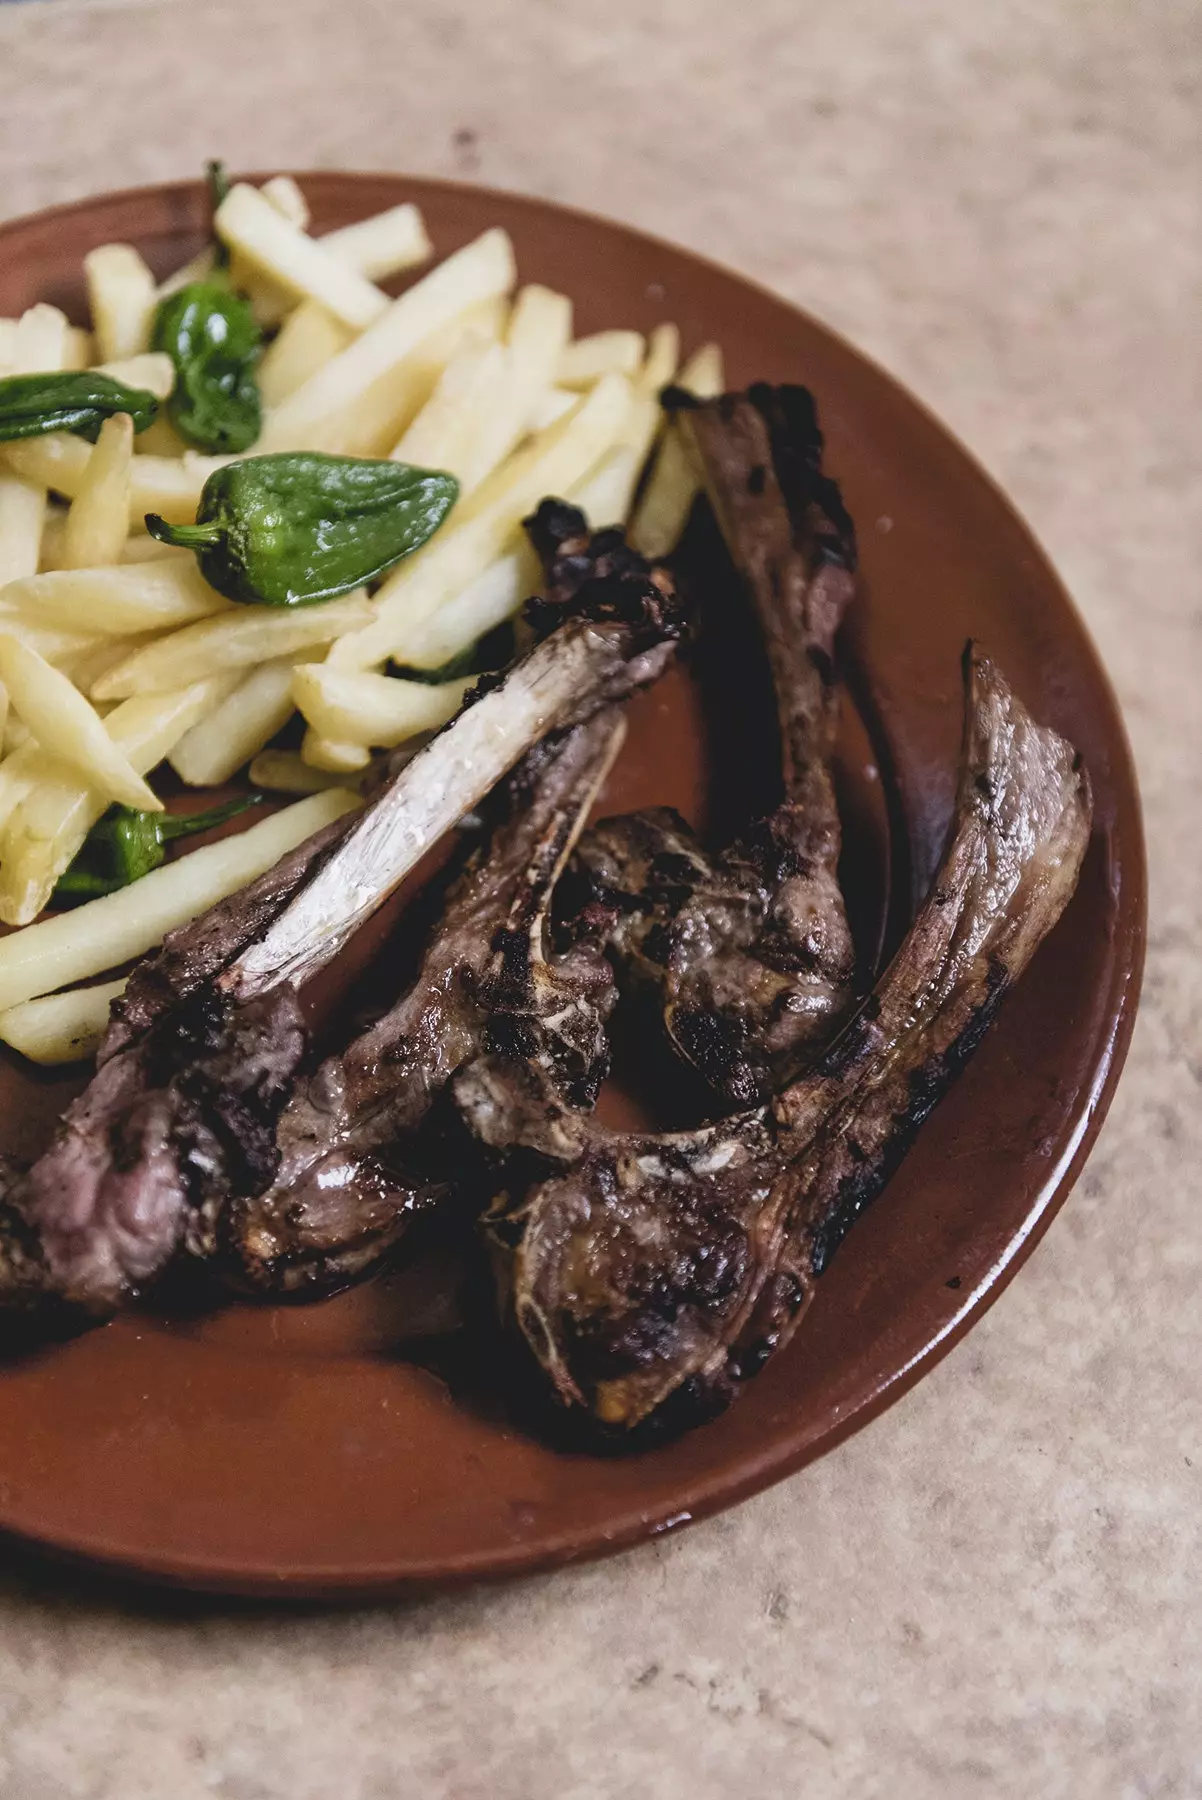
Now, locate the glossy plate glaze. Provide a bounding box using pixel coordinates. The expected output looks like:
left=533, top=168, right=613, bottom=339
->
left=0, top=176, right=1144, bottom=1596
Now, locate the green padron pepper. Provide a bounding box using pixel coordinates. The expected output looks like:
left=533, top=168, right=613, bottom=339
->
left=151, top=282, right=263, bottom=454
left=54, top=795, right=263, bottom=902
left=146, top=453, right=460, bottom=607
left=0, top=372, right=160, bottom=444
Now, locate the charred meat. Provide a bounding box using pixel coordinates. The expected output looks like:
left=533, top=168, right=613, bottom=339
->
left=218, top=709, right=624, bottom=1297
left=572, top=384, right=857, bottom=1108
left=0, top=526, right=685, bottom=1317
left=458, top=650, right=1092, bottom=1432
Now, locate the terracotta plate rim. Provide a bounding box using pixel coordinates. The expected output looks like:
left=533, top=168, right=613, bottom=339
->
left=0, top=174, right=1146, bottom=1599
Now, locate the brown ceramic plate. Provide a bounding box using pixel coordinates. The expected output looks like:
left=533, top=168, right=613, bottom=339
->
left=0, top=175, right=1144, bottom=1597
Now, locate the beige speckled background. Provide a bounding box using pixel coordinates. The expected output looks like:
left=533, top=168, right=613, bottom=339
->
left=0, top=1, right=1199, bottom=1795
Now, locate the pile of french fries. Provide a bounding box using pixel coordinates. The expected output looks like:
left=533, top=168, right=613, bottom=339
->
left=0, top=174, right=723, bottom=1063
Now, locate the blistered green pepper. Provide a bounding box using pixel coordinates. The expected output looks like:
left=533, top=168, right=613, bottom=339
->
left=151, top=281, right=263, bottom=454
left=0, top=372, right=159, bottom=444
left=54, top=795, right=263, bottom=902
left=146, top=453, right=459, bottom=607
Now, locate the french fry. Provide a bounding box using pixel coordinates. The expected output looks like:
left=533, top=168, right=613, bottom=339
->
left=0, top=317, right=87, bottom=375
left=573, top=443, right=644, bottom=528
left=95, top=352, right=176, bottom=400
left=257, top=300, right=354, bottom=408
left=216, top=184, right=390, bottom=331
left=637, top=322, right=681, bottom=397
left=92, top=591, right=373, bottom=699
left=390, top=340, right=511, bottom=483
left=84, top=244, right=157, bottom=361
left=329, top=372, right=630, bottom=671
left=259, top=174, right=310, bottom=231
left=0, top=634, right=159, bottom=810
left=529, top=386, right=578, bottom=431
left=292, top=665, right=469, bottom=748
left=230, top=175, right=320, bottom=326
left=318, top=202, right=432, bottom=282
left=168, top=657, right=298, bottom=786
left=0, top=675, right=239, bottom=925
left=61, top=413, right=133, bottom=569
left=393, top=545, right=534, bottom=671
left=63, top=326, right=95, bottom=371
left=130, top=452, right=235, bottom=526
left=0, top=788, right=361, bottom=1012
left=0, top=619, right=107, bottom=670
left=557, top=330, right=644, bottom=387
left=1, top=561, right=228, bottom=637
left=258, top=229, right=516, bottom=456
left=249, top=749, right=370, bottom=794
left=630, top=341, right=725, bottom=557
left=1, top=431, right=91, bottom=501
left=0, top=978, right=126, bottom=1066
left=452, top=284, right=572, bottom=494
left=300, top=729, right=371, bottom=773
left=0, top=306, right=70, bottom=586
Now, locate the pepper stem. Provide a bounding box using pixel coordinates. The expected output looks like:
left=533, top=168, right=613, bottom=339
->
left=144, top=514, right=224, bottom=550
left=158, top=794, right=263, bottom=843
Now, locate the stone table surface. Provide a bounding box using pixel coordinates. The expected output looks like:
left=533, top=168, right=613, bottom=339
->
left=0, top=1, right=1198, bottom=1795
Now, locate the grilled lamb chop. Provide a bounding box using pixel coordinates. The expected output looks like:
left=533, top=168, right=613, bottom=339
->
left=457, top=649, right=1092, bottom=1433
left=217, top=708, right=625, bottom=1297
left=571, top=384, right=858, bottom=1109
left=0, top=529, right=685, bottom=1318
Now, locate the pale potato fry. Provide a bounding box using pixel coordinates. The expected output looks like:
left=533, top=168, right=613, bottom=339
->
left=259, top=174, right=310, bottom=232
left=273, top=296, right=508, bottom=461
left=1, top=560, right=228, bottom=637
left=92, top=591, right=373, bottom=699
left=637, top=322, right=681, bottom=396
left=131, top=451, right=235, bottom=525
left=318, top=203, right=432, bottom=282
left=292, top=665, right=470, bottom=748
left=300, top=729, right=371, bottom=773
left=0, top=788, right=361, bottom=1012
left=573, top=443, right=644, bottom=528
left=257, top=300, right=353, bottom=408
left=0, top=305, right=70, bottom=585
left=557, top=330, right=644, bottom=387
left=0, top=619, right=107, bottom=669
left=85, top=244, right=157, bottom=361
left=452, top=284, right=572, bottom=494
left=390, top=340, right=511, bottom=481
left=95, top=352, right=176, bottom=401
left=216, top=184, right=390, bottom=331
left=1, top=432, right=91, bottom=501
left=61, top=413, right=133, bottom=569
left=132, top=415, right=189, bottom=458
left=37, top=503, right=69, bottom=572
left=7, top=304, right=70, bottom=373
left=393, top=545, right=533, bottom=671
left=168, top=657, right=298, bottom=786
left=249, top=749, right=370, bottom=795
left=630, top=341, right=725, bottom=557
left=0, top=978, right=126, bottom=1066
left=0, top=318, right=15, bottom=369
left=329, top=372, right=630, bottom=671
left=0, top=633, right=160, bottom=811
left=62, top=326, right=95, bottom=372
left=0, top=675, right=239, bottom=925
left=0, top=680, right=8, bottom=752
left=258, top=229, right=516, bottom=455
left=529, top=386, right=578, bottom=431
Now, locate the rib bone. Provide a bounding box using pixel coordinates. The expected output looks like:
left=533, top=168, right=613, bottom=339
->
left=459, top=649, right=1092, bottom=1433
